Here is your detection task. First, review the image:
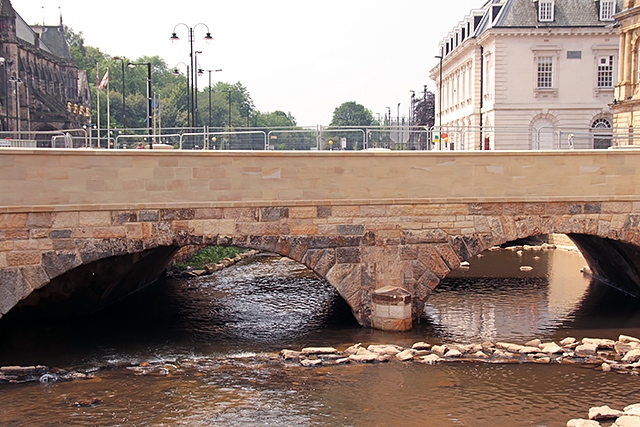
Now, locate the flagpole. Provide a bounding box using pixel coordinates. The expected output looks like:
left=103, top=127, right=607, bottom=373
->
left=96, top=62, right=101, bottom=148
left=106, top=67, right=110, bottom=149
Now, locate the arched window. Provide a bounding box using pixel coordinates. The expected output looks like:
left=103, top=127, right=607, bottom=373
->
left=592, top=118, right=612, bottom=149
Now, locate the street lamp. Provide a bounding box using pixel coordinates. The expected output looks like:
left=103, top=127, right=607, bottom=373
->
left=435, top=54, right=443, bottom=150
left=409, top=90, right=415, bottom=148
left=170, top=23, right=213, bottom=129
left=194, top=50, right=202, bottom=126
left=197, top=68, right=222, bottom=127
left=128, top=62, right=153, bottom=147
left=173, top=62, right=190, bottom=127
left=112, top=57, right=127, bottom=129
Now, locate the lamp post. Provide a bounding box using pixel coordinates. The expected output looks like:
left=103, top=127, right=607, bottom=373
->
left=173, top=62, right=190, bottom=127
left=198, top=68, right=222, bottom=127
left=435, top=54, right=443, bottom=150
left=409, top=90, right=415, bottom=148
left=128, top=62, right=153, bottom=147
left=228, top=89, right=232, bottom=128
left=8, top=72, right=21, bottom=138
left=113, top=57, right=126, bottom=129
left=194, top=50, right=202, bottom=126
left=170, top=23, right=213, bottom=129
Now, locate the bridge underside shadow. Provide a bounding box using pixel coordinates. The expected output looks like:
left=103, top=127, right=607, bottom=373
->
left=568, top=234, right=640, bottom=297
left=4, top=247, right=179, bottom=321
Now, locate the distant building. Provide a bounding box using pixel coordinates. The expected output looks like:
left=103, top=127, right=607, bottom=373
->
left=430, top=0, right=621, bottom=150
left=0, top=0, right=90, bottom=139
left=613, top=0, right=640, bottom=140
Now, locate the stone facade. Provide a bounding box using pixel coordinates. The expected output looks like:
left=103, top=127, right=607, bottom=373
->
left=2, top=150, right=640, bottom=329
left=0, top=0, right=90, bottom=136
left=613, top=0, right=640, bottom=138
left=431, top=0, right=620, bottom=150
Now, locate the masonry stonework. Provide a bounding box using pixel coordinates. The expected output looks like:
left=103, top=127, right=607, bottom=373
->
left=3, top=150, right=640, bottom=330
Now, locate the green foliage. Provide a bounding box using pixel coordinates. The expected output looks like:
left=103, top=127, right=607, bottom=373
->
left=65, top=27, right=300, bottom=130
left=330, top=101, right=374, bottom=127
left=173, top=246, right=246, bottom=270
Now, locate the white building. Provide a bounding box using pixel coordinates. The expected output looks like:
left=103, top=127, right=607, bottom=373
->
left=430, top=0, right=621, bottom=150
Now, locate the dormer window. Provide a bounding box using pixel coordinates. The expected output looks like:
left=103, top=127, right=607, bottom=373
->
left=538, top=0, right=555, bottom=22
left=599, top=0, right=616, bottom=21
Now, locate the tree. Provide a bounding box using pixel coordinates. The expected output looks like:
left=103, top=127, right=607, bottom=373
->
left=330, top=101, right=374, bottom=127
left=413, top=89, right=435, bottom=128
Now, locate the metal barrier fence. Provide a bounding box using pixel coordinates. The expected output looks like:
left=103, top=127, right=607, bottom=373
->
left=4, top=126, right=640, bottom=151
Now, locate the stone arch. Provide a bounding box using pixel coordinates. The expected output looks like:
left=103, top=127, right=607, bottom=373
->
left=530, top=113, right=559, bottom=150
left=591, top=115, right=613, bottom=149
left=3, top=202, right=640, bottom=330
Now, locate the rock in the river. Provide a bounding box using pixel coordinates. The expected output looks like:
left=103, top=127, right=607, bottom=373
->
left=525, top=339, right=542, bottom=348
left=418, top=354, right=442, bottom=365
left=575, top=342, right=599, bottom=356
left=622, top=349, right=640, bottom=364
left=561, top=337, right=577, bottom=346
left=541, top=342, right=564, bottom=354
left=613, top=416, right=640, bottom=427
left=588, top=405, right=624, bottom=421
left=281, top=350, right=301, bottom=360
left=583, top=338, right=615, bottom=350
left=431, top=345, right=448, bottom=357
left=300, top=358, right=323, bottom=367
left=623, top=403, right=640, bottom=415
left=367, top=344, right=402, bottom=356
left=444, top=349, right=462, bottom=358
left=412, top=342, right=431, bottom=350
left=566, top=420, right=602, bottom=427
left=396, top=349, right=416, bottom=361
left=301, top=347, right=338, bottom=355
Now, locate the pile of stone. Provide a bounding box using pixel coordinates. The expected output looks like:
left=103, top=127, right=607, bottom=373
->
left=280, top=335, right=640, bottom=374
left=168, top=250, right=259, bottom=278
left=567, top=404, right=640, bottom=426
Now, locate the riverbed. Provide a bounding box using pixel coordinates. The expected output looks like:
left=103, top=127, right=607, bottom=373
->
left=1, top=248, right=639, bottom=426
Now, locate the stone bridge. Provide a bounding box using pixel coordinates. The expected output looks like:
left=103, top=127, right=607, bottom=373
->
left=2, top=149, right=640, bottom=331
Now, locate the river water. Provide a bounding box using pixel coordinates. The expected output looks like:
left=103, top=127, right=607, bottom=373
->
left=1, top=247, right=640, bottom=426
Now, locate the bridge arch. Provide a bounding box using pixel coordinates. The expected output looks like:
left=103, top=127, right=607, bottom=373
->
left=3, top=202, right=640, bottom=329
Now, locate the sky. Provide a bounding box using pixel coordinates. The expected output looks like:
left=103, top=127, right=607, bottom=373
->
left=14, top=0, right=483, bottom=126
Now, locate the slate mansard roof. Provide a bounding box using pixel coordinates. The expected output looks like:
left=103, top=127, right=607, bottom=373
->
left=440, top=0, right=623, bottom=56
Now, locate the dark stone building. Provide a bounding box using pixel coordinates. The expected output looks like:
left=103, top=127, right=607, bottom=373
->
left=0, top=0, right=90, bottom=137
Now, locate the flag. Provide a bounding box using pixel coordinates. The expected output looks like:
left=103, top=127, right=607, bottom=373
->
left=97, top=70, right=109, bottom=90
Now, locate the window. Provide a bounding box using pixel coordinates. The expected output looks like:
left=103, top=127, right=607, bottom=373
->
left=592, top=118, right=612, bottom=149
left=538, top=0, right=555, bottom=22
left=537, top=56, right=554, bottom=88
left=600, top=0, right=616, bottom=21
left=597, top=56, right=614, bottom=88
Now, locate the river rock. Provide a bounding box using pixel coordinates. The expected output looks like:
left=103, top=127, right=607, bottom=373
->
left=348, top=350, right=380, bottom=363
left=616, top=336, right=640, bottom=355
left=301, top=347, right=338, bottom=355
left=541, top=342, right=564, bottom=354
left=431, top=345, right=448, bottom=357
left=396, top=349, right=416, bottom=361
left=281, top=350, right=301, bottom=360
left=589, top=405, right=624, bottom=421
left=300, top=358, right=323, bottom=367
left=622, top=349, right=640, bottom=364
left=471, top=351, right=489, bottom=359
left=525, top=339, right=542, bottom=347
left=583, top=338, right=616, bottom=350
left=567, top=420, right=602, bottom=427
left=561, top=337, right=577, bottom=346
left=496, top=342, right=522, bottom=353
left=519, top=346, right=542, bottom=354
left=575, top=342, right=599, bottom=356
left=343, top=344, right=362, bottom=355
left=412, top=342, right=431, bottom=350
left=419, top=354, right=442, bottom=365
left=601, top=362, right=612, bottom=372
left=613, top=416, right=640, bottom=427
left=624, top=403, right=640, bottom=415
left=367, top=344, right=402, bottom=356
left=444, top=349, right=463, bottom=358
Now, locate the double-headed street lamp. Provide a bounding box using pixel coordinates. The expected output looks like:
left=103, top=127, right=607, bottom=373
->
left=173, top=62, right=190, bottom=126
left=170, top=23, right=213, bottom=129
left=127, top=62, right=153, bottom=146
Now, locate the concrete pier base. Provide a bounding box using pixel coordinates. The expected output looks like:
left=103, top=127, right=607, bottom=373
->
left=371, top=286, right=413, bottom=331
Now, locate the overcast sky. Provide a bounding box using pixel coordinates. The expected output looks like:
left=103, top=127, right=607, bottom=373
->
left=14, top=0, right=482, bottom=126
